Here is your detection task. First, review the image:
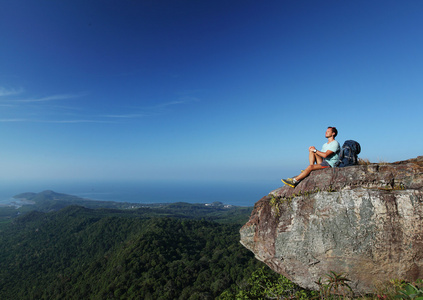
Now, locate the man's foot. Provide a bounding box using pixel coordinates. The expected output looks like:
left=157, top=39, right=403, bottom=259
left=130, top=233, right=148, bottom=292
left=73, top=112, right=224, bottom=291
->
left=281, top=178, right=299, bottom=188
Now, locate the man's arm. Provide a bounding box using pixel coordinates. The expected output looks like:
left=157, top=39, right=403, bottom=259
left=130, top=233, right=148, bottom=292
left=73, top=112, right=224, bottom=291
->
left=310, top=146, right=334, bottom=158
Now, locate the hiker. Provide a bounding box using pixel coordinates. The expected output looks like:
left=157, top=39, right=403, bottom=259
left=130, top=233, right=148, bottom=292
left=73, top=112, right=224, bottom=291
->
left=282, top=126, right=340, bottom=188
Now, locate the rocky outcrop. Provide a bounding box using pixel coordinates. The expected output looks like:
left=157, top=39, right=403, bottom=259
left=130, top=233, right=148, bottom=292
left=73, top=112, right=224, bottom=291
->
left=240, top=157, right=423, bottom=294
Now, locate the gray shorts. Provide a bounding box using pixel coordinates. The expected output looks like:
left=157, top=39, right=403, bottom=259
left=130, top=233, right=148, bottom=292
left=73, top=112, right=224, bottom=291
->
left=320, top=160, right=331, bottom=168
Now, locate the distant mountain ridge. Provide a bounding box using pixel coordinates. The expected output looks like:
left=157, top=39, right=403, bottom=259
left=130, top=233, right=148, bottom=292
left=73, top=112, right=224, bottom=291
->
left=3, top=190, right=252, bottom=224
left=13, top=190, right=141, bottom=211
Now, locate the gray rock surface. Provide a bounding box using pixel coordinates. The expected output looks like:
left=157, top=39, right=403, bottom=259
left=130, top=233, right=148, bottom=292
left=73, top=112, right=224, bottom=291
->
left=240, top=157, right=423, bottom=294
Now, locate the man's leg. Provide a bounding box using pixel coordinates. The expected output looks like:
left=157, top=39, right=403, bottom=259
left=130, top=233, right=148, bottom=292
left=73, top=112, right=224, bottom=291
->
left=295, top=164, right=324, bottom=181
left=282, top=153, right=328, bottom=188
left=309, top=151, right=323, bottom=165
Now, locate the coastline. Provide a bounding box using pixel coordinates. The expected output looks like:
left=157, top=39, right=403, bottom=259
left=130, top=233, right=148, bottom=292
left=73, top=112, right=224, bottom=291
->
left=0, top=179, right=276, bottom=207
left=0, top=197, right=36, bottom=209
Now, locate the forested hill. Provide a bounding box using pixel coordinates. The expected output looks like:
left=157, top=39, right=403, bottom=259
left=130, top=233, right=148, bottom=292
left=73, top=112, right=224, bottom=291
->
left=0, top=205, right=263, bottom=299
left=0, top=190, right=317, bottom=299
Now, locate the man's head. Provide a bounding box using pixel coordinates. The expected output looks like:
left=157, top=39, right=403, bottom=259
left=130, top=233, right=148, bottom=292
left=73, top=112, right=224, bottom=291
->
left=326, top=126, right=338, bottom=138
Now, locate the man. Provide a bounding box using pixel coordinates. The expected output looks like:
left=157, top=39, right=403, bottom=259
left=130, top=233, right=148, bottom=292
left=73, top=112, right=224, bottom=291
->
left=282, top=126, right=340, bottom=188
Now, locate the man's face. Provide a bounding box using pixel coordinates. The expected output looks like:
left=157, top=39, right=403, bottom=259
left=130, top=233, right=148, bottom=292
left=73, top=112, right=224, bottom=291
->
left=325, top=128, right=333, bottom=138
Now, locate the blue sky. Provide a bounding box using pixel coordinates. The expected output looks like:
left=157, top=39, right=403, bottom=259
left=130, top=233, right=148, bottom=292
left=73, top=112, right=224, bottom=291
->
left=1, top=0, right=422, bottom=183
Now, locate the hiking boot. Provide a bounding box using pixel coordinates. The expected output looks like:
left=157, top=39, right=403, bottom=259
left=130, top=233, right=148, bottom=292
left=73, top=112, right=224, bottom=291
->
left=281, top=178, right=298, bottom=188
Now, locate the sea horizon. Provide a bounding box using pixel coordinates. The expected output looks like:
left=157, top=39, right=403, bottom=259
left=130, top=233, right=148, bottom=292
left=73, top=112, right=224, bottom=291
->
left=1, top=179, right=279, bottom=207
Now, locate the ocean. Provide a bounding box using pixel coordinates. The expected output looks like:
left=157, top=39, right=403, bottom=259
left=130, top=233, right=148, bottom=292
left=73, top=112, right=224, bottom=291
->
left=0, top=179, right=279, bottom=207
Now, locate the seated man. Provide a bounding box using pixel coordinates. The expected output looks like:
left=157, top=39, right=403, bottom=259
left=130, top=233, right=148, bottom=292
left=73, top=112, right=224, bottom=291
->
left=282, top=126, right=340, bottom=188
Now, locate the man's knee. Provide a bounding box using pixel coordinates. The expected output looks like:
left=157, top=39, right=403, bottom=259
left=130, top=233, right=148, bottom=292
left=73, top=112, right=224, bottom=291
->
left=310, top=164, right=324, bottom=171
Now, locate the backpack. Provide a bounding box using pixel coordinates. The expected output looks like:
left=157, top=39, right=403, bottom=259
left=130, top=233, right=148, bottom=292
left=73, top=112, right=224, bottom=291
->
left=334, top=140, right=361, bottom=168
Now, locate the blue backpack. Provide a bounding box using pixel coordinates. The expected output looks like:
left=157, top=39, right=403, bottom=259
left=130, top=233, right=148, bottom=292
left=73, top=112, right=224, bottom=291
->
left=335, top=140, right=361, bottom=168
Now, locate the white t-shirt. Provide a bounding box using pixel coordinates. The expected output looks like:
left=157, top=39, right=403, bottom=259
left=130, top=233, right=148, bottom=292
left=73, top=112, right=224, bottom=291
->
left=321, top=140, right=340, bottom=167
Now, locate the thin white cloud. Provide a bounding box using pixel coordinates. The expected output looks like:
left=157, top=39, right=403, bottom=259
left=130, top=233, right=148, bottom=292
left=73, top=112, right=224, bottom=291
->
left=44, top=119, right=114, bottom=124
left=12, top=93, right=87, bottom=103
left=0, top=118, right=29, bottom=122
left=155, top=97, right=199, bottom=108
left=0, top=87, right=24, bottom=97
left=102, top=113, right=149, bottom=119
left=156, top=100, right=187, bottom=108
left=0, top=88, right=199, bottom=124
left=102, top=97, right=199, bottom=120
left=0, top=89, right=101, bottom=123
left=0, top=118, right=113, bottom=124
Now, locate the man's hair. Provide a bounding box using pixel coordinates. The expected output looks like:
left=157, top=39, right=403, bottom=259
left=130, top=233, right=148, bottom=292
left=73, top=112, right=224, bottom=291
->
left=328, top=126, right=338, bottom=137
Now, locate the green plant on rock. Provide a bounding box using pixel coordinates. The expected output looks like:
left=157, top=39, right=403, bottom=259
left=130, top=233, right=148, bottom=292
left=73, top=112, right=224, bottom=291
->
left=394, top=280, right=423, bottom=300
left=390, top=279, right=408, bottom=290
left=327, top=185, right=337, bottom=192
left=316, top=271, right=353, bottom=299
left=219, top=267, right=317, bottom=299
left=269, top=195, right=293, bottom=217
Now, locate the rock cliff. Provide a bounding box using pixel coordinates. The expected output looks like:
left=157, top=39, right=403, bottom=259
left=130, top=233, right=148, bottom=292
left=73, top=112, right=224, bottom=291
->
left=240, top=157, right=423, bottom=294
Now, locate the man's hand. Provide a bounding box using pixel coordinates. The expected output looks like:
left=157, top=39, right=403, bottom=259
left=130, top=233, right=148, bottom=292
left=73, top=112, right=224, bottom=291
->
left=309, top=146, right=316, bottom=152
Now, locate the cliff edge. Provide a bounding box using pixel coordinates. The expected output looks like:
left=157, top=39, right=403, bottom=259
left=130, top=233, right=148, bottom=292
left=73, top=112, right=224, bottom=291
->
left=240, top=156, right=423, bottom=294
